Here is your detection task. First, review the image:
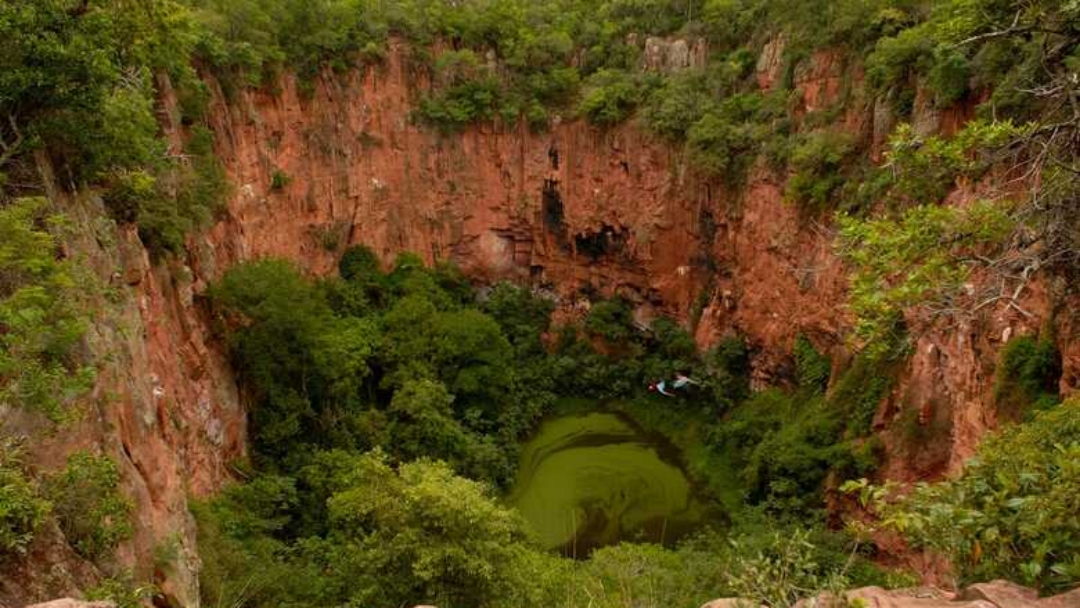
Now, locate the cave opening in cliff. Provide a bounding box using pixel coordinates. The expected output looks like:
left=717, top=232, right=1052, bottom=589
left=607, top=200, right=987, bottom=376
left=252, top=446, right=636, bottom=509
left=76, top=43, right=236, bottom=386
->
left=573, top=224, right=632, bottom=263
left=542, top=178, right=565, bottom=230
left=542, top=178, right=573, bottom=253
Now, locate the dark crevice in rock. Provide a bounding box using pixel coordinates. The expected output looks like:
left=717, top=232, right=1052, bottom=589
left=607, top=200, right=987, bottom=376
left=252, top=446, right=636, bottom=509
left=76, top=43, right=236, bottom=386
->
left=574, top=224, right=632, bottom=263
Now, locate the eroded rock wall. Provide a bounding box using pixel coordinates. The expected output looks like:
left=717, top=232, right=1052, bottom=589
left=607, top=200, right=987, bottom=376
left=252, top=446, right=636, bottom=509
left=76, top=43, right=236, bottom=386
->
left=195, top=36, right=1077, bottom=482
left=1, top=193, right=244, bottom=608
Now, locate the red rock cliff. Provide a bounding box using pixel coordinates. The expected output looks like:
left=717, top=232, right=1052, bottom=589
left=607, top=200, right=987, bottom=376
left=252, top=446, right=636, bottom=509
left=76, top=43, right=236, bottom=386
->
left=196, top=38, right=1075, bottom=476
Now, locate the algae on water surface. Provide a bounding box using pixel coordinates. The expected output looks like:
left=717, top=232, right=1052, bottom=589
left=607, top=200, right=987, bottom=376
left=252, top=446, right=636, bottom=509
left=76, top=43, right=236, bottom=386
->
left=509, top=411, right=707, bottom=555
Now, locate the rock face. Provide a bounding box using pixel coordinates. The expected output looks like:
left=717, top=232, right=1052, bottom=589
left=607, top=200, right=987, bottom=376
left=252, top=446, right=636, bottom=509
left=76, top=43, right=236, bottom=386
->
left=201, top=40, right=711, bottom=318
left=191, top=37, right=1075, bottom=477
left=2, top=195, right=245, bottom=607
left=641, top=36, right=708, bottom=72
left=198, top=38, right=873, bottom=385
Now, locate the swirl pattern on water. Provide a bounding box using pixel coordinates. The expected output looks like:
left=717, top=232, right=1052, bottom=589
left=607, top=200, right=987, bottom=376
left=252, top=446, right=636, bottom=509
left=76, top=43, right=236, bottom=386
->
left=509, top=412, right=704, bottom=555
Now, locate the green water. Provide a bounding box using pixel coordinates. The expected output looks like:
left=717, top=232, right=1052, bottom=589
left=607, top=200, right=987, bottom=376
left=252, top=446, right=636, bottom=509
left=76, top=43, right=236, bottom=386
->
left=509, top=411, right=708, bottom=556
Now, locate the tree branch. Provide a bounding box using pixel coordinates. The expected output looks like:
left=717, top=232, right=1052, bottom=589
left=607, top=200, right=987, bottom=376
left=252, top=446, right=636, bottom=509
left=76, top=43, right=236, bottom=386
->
left=0, top=114, right=25, bottom=170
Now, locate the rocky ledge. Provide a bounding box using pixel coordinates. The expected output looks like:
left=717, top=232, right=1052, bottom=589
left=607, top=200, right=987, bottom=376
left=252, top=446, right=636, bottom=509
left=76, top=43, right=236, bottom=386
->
left=702, top=580, right=1080, bottom=608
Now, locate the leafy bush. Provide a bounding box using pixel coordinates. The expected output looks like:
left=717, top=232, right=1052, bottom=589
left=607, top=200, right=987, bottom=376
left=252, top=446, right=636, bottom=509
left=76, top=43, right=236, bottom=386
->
left=210, top=259, right=380, bottom=461
left=192, top=482, right=301, bottom=608
left=0, top=439, right=50, bottom=555
left=687, top=112, right=757, bottom=179
left=45, top=452, right=132, bottom=561
left=683, top=92, right=787, bottom=182
left=829, top=349, right=898, bottom=436
left=0, top=0, right=174, bottom=181
left=785, top=131, right=856, bottom=213
left=926, top=47, right=971, bottom=108
left=703, top=336, right=752, bottom=414
left=567, top=538, right=727, bottom=608
left=709, top=388, right=849, bottom=517
left=794, top=335, right=831, bottom=393
left=994, top=335, right=1061, bottom=418
left=708, top=333, right=895, bottom=518
left=744, top=398, right=849, bottom=515
left=338, top=245, right=382, bottom=282
left=584, top=297, right=636, bottom=343
left=724, top=528, right=848, bottom=608
left=105, top=126, right=228, bottom=256
left=415, top=76, right=504, bottom=131
left=482, top=282, right=554, bottom=355
left=210, top=254, right=552, bottom=484
left=866, top=26, right=935, bottom=99
left=85, top=577, right=158, bottom=608
left=578, top=70, right=650, bottom=126
left=838, top=199, right=1014, bottom=352
left=0, top=198, right=94, bottom=421
left=882, top=397, right=1080, bottom=592
left=336, top=244, right=386, bottom=310
left=103, top=169, right=158, bottom=224
left=876, top=121, right=1021, bottom=208
left=270, top=169, right=290, bottom=190
left=642, top=72, right=715, bottom=139
left=198, top=451, right=567, bottom=608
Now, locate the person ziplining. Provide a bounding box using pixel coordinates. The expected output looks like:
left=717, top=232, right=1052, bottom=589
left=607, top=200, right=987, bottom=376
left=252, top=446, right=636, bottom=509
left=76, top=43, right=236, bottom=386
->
left=649, top=380, right=675, bottom=397
left=648, top=373, right=700, bottom=397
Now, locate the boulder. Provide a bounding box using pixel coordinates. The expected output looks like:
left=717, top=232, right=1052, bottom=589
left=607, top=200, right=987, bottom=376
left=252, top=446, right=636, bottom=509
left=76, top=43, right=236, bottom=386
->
left=1035, top=587, right=1080, bottom=608
left=766, top=583, right=1080, bottom=608
left=841, top=586, right=996, bottom=608
left=700, top=599, right=762, bottom=608
left=957, top=581, right=1039, bottom=608
left=25, top=600, right=115, bottom=608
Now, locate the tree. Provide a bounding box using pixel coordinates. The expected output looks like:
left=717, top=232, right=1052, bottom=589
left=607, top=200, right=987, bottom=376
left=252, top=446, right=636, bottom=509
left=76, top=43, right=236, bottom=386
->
left=323, top=452, right=562, bottom=607
left=994, top=335, right=1061, bottom=418
left=429, top=309, right=513, bottom=417
left=838, top=198, right=1013, bottom=354
left=388, top=378, right=468, bottom=463
left=481, top=282, right=554, bottom=355
left=578, top=69, right=648, bottom=125
left=785, top=131, right=856, bottom=213
left=0, top=0, right=118, bottom=171
left=210, top=259, right=379, bottom=458
left=0, top=0, right=192, bottom=179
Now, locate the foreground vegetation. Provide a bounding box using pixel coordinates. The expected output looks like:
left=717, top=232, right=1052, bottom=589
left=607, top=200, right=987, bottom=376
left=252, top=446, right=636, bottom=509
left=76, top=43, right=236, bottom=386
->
left=197, top=249, right=915, bottom=608
left=848, top=397, right=1080, bottom=594
left=196, top=248, right=1075, bottom=606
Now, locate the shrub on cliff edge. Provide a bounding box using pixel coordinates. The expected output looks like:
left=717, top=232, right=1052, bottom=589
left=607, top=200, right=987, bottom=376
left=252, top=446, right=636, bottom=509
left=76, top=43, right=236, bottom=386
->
left=0, top=439, right=50, bottom=555
left=880, top=397, right=1080, bottom=592
left=994, top=335, right=1061, bottom=419
left=45, top=452, right=133, bottom=561
left=0, top=198, right=94, bottom=421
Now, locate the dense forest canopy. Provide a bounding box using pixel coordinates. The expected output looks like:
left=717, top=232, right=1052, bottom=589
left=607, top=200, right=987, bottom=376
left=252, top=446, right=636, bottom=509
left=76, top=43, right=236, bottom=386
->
left=0, top=0, right=1078, bottom=607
